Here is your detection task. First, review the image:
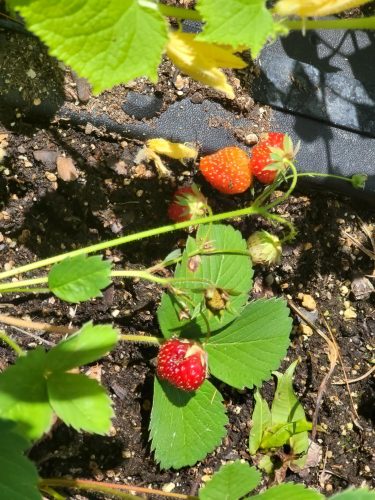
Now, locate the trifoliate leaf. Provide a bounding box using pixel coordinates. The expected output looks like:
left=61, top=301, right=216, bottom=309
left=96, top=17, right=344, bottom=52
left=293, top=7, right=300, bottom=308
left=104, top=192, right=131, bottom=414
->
left=150, top=378, right=227, bottom=469
left=47, top=372, right=113, bottom=434
left=199, top=461, right=261, bottom=500
left=0, top=349, right=53, bottom=440
left=7, top=0, right=168, bottom=93
left=206, top=299, right=292, bottom=389
left=0, top=420, right=41, bottom=500
left=48, top=254, right=112, bottom=303
left=45, top=322, right=119, bottom=372
left=196, top=0, right=281, bottom=57
left=158, top=223, right=253, bottom=339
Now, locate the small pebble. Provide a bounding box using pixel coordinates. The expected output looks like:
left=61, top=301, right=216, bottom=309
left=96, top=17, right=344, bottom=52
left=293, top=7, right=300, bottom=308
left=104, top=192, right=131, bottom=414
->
left=298, top=293, right=317, bottom=311
left=162, top=483, right=176, bottom=493
left=344, top=308, right=357, bottom=320
left=245, top=133, right=258, bottom=145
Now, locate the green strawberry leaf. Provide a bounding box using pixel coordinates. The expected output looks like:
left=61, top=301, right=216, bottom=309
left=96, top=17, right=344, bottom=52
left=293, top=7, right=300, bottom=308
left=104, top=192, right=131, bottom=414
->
left=150, top=378, right=227, bottom=469
left=6, top=0, right=168, bottom=93
left=45, top=322, right=119, bottom=372
left=196, top=0, right=282, bottom=57
left=47, top=372, right=113, bottom=435
left=48, top=254, right=112, bottom=303
left=251, top=483, right=324, bottom=499
left=199, top=461, right=261, bottom=500
left=249, top=389, right=271, bottom=454
left=331, top=489, right=375, bottom=500
left=0, top=349, right=53, bottom=440
left=158, top=223, right=253, bottom=339
left=205, top=298, right=292, bottom=389
left=0, top=420, right=41, bottom=500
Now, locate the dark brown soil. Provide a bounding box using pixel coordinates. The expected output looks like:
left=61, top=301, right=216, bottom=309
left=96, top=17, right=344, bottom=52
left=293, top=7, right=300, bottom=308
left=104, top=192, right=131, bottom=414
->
left=0, top=9, right=374, bottom=500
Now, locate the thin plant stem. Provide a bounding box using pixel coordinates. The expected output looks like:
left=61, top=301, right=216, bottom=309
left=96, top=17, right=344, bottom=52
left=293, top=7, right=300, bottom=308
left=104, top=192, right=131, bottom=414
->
left=39, top=486, right=66, bottom=500
left=113, top=270, right=214, bottom=289
left=39, top=478, right=198, bottom=500
left=0, top=330, right=24, bottom=356
left=0, top=206, right=259, bottom=282
left=265, top=212, right=297, bottom=242
left=285, top=172, right=355, bottom=184
left=120, top=334, right=162, bottom=345
left=0, top=276, right=48, bottom=292
left=0, top=287, right=50, bottom=294
left=284, top=16, right=375, bottom=31
left=263, top=160, right=298, bottom=211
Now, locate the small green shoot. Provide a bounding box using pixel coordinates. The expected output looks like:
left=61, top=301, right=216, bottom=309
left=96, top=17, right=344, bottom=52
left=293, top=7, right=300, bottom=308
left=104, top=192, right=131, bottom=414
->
left=249, top=360, right=312, bottom=473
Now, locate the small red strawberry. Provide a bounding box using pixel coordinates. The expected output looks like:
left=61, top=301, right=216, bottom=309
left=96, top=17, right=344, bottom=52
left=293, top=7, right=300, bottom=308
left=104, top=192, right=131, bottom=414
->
left=168, top=184, right=208, bottom=222
left=199, top=146, right=252, bottom=194
left=157, top=338, right=207, bottom=391
left=249, top=132, right=295, bottom=184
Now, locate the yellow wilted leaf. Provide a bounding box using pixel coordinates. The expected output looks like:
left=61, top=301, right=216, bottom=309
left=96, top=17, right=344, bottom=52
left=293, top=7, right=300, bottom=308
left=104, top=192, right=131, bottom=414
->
left=274, top=0, right=371, bottom=17
left=146, top=138, right=198, bottom=161
left=166, top=31, right=247, bottom=99
left=136, top=139, right=198, bottom=178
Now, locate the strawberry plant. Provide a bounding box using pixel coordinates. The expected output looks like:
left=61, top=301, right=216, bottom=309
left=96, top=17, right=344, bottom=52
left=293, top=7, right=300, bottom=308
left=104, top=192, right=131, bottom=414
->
left=0, top=133, right=370, bottom=496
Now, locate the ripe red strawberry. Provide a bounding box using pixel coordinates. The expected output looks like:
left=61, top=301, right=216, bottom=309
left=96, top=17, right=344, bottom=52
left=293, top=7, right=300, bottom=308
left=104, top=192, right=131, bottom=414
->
left=199, top=146, right=252, bottom=194
left=168, top=184, right=208, bottom=222
left=249, top=132, right=295, bottom=184
left=157, top=338, right=207, bottom=391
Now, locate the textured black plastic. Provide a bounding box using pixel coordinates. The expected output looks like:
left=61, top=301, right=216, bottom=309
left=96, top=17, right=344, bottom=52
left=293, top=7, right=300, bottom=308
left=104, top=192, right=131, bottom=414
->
left=122, top=91, right=163, bottom=119
left=253, top=29, right=375, bottom=136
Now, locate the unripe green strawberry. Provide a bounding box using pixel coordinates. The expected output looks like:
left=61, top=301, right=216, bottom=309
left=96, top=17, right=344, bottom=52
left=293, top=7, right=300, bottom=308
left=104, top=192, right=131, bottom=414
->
left=247, top=230, right=282, bottom=265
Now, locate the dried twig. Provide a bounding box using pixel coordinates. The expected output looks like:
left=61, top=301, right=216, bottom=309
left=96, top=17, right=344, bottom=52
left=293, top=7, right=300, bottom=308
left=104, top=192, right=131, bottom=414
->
left=0, top=314, right=75, bottom=334
left=342, top=231, right=375, bottom=260
left=288, top=301, right=338, bottom=440
left=333, top=365, right=375, bottom=385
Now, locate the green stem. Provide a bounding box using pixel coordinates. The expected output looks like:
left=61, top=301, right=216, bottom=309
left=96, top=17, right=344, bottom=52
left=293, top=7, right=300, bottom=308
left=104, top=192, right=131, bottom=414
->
left=120, top=334, right=162, bottom=345
left=0, top=276, right=48, bottom=292
left=286, top=172, right=354, bottom=183
left=263, top=160, right=298, bottom=211
left=0, top=331, right=24, bottom=356
left=0, top=287, right=50, bottom=294
left=112, top=270, right=171, bottom=285
left=157, top=3, right=202, bottom=21
left=284, top=16, right=375, bottom=31
left=40, top=486, right=66, bottom=500
left=266, top=212, right=297, bottom=242
left=114, top=270, right=214, bottom=289
left=0, top=206, right=259, bottom=282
